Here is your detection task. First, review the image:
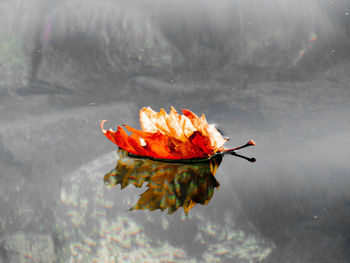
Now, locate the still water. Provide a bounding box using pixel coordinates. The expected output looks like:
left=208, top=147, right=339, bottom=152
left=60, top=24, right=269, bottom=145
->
left=0, top=0, right=350, bottom=262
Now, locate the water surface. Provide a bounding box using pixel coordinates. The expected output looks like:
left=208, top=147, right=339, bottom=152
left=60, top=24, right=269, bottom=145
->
left=0, top=1, right=350, bottom=262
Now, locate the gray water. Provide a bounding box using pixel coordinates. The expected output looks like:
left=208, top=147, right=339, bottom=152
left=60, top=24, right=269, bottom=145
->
left=1, top=0, right=350, bottom=262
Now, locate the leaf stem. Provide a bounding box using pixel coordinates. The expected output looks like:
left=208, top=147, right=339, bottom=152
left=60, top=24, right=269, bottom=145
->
left=222, top=140, right=256, bottom=162
left=223, top=140, right=255, bottom=153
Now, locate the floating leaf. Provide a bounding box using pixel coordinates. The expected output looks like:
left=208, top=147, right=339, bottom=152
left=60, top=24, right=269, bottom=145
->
left=101, top=107, right=227, bottom=160
left=104, top=149, right=222, bottom=214
left=102, top=107, right=256, bottom=162
left=101, top=107, right=256, bottom=214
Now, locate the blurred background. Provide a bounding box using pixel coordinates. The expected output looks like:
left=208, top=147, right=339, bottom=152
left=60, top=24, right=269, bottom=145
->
left=0, top=0, right=349, bottom=262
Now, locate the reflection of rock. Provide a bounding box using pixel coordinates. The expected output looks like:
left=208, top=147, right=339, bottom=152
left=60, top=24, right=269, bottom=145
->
left=195, top=218, right=273, bottom=263
left=0, top=33, right=29, bottom=88
left=2, top=233, right=55, bottom=263
left=0, top=101, right=136, bottom=233
left=55, top=151, right=273, bottom=262
left=127, top=76, right=190, bottom=102
left=33, top=1, right=183, bottom=94
left=55, top=153, right=195, bottom=262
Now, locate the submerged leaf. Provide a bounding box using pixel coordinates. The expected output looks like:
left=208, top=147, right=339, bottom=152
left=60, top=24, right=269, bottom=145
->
left=104, top=149, right=222, bottom=214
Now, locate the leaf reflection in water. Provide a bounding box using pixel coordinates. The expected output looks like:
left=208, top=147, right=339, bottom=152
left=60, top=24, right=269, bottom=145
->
left=104, top=149, right=223, bottom=215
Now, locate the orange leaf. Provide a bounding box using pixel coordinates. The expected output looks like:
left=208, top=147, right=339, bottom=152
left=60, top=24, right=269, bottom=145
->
left=101, top=107, right=227, bottom=160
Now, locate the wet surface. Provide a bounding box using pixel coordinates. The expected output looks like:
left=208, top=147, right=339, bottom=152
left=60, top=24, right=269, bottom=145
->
left=1, top=0, right=350, bottom=262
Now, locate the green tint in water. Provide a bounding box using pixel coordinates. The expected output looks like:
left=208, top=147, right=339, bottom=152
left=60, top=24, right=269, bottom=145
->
left=104, top=149, right=222, bottom=215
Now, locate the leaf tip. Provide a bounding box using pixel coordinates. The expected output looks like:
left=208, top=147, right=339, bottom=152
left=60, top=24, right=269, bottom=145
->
left=101, top=120, right=108, bottom=133
left=248, top=140, right=256, bottom=146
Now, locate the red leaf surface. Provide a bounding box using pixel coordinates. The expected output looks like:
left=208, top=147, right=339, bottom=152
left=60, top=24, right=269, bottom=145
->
left=101, top=107, right=227, bottom=160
